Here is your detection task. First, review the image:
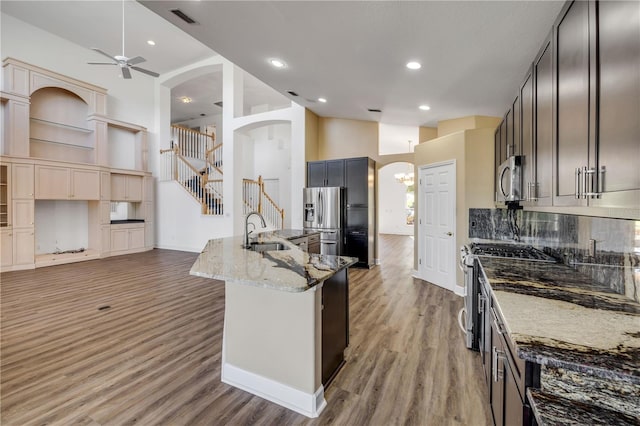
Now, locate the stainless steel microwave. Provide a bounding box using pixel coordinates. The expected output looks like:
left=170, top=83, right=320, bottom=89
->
left=496, top=155, right=523, bottom=203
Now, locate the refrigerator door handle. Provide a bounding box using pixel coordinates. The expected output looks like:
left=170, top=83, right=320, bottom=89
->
left=318, top=191, right=323, bottom=225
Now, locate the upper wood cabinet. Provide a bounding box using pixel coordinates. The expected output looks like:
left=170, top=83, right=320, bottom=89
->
left=34, top=165, right=99, bottom=200
left=534, top=34, right=554, bottom=206
left=2, top=59, right=148, bottom=173
left=553, top=0, right=640, bottom=208
left=554, top=0, right=591, bottom=206
left=307, top=160, right=345, bottom=187
left=496, top=0, right=639, bottom=212
left=590, top=0, right=640, bottom=208
left=520, top=67, right=535, bottom=203
left=111, top=173, right=143, bottom=202
left=12, top=163, right=34, bottom=199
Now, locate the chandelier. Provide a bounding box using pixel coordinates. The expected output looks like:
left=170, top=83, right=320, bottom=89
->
left=394, top=171, right=414, bottom=186
left=395, top=140, right=415, bottom=186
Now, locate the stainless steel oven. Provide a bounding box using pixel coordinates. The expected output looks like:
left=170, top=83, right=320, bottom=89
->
left=458, top=246, right=479, bottom=350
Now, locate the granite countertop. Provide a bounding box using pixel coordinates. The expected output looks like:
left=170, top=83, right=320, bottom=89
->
left=527, top=388, right=640, bottom=426
left=479, top=257, right=640, bottom=384
left=272, top=229, right=320, bottom=240
left=190, top=231, right=357, bottom=292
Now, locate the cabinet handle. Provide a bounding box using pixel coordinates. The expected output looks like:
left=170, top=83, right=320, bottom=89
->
left=598, top=166, right=606, bottom=194
left=491, top=307, right=504, bottom=335
left=492, top=346, right=505, bottom=382
left=478, top=295, right=486, bottom=314
left=575, top=167, right=581, bottom=199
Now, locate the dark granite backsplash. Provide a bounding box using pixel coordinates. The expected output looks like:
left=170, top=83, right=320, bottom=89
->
left=469, top=209, right=640, bottom=302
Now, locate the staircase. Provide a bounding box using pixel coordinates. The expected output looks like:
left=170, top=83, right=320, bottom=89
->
left=160, top=125, right=284, bottom=228
left=160, top=125, right=223, bottom=215
left=242, top=176, right=285, bottom=230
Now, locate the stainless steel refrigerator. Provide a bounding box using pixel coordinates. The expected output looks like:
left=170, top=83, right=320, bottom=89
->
left=303, top=187, right=344, bottom=256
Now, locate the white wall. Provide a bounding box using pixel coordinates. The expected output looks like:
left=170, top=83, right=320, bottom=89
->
left=1, top=13, right=156, bottom=129
left=249, top=123, right=291, bottom=221
left=378, top=123, right=419, bottom=155
left=172, top=113, right=222, bottom=136
left=378, top=163, right=414, bottom=236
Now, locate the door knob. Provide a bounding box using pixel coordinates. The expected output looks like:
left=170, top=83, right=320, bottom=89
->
left=446, top=232, right=453, bottom=236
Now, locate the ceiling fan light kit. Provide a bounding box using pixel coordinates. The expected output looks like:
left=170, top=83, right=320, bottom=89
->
left=87, top=0, right=159, bottom=79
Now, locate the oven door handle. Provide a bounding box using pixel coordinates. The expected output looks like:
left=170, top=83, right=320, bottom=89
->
left=457, top=308, right=467, bottom=334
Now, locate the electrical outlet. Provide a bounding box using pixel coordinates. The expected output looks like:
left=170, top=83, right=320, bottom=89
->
left=588, top=239, right=596, bottom=257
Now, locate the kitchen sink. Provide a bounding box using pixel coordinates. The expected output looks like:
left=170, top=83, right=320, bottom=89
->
left=247, top=242, right=290, bottom=253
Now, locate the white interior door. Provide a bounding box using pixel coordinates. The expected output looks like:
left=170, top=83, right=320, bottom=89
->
left=418, top=161, right=456, bottom=291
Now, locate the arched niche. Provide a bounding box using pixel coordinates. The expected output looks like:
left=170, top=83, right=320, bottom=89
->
left=29, top=87, right=94, bottom=163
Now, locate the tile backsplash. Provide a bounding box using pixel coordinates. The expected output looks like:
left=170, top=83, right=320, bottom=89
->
left=469, top=209, right=640, bottom=302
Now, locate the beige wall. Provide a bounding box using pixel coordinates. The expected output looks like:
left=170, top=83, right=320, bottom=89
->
left=413, top=128, right=494, bottom=286
left=419, top=126, right=438, bottom=143
left=316, top=117, right=437, bottom=162
left=437, top=115, right=501, bottom=137
left=224, top=281, right=322, bottom=394
left=317, top=117, right=379, bottom=161
left=305, top=109, right=319, bottom=162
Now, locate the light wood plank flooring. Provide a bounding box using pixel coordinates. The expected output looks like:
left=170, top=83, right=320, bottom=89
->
left=1, top=234, right=491, bottom=425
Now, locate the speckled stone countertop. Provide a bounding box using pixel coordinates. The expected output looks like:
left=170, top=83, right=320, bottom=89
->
left=190, top=232, right=357, bottom=292
left=479, top=256, right=640, bottom=424
left=272, top=229, right=320, bottom=239
left=479, top=257, right=640, bottom=384
left=527, top=388, right=640, bottom=426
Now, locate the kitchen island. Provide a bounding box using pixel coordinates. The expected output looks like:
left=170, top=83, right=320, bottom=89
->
left=479, top=257, right=639, bottom=425
left=190, top=231, right=357, bottom=418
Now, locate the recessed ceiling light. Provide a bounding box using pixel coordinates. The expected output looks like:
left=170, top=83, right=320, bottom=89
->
left=269, top=58, right=286, bottom=68
left=406, top=61, right=422, bottom=70
left=318, top=97, right=327, bottom=103
left=147, top=40, right=156, bottom=46
left=181, top=97, right=192, bottom=104
left=419, top=105, right=431, bottom=111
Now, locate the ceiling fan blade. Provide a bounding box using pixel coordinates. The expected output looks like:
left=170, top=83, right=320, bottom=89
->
left=121, top=66, right=132, bottom=79
left=131, top=66, right=160, bottom=78
left=91, top=48, right=119, bottom=62
left=87, top=62, right=117, bottom=65
left=127, top=56, right=146, bottom=66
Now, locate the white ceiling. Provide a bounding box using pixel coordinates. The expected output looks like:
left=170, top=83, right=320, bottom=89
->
left=2, top=1, right=565, bottom=128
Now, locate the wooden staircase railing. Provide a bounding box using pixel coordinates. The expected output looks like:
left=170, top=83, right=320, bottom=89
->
left=161, top=127, right=284, bottom=224
left=171, top=125, right=216, bottom=161
left=159, top=146, right=223, bottom=215
left=243, top=176, right=285, bottom=230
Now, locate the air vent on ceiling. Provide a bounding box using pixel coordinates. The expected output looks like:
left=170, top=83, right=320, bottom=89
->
left=287, top=91, right=299, bottom=97
left=214, top=101, right=223, bottom=108
left=171, top=9, right=197, bottom=24
left=368, top=108, right=382, bottom=113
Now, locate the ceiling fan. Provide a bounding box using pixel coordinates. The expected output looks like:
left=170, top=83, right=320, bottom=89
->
left=87, top=0, right=159, bottom=79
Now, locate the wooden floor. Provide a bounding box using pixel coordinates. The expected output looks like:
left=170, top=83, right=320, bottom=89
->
left=1, top=234, right=491, bottom=425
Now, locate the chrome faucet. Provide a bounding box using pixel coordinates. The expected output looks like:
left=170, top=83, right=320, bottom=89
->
left=244, top=211, right=267, bottom=248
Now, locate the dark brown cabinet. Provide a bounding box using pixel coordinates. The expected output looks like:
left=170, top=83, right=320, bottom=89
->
left=489, top=298, right=533, bottom=426
left=344, top=157, right=375, bottom=267
left=321, top=268, right=349, bottom=386
left=591, top=0, right=640, bottom=208
left=554, top=0, right=591, bottom=206
left=512, top=95, right=521, bottom=157
left=533, top=34, right=554, bottom=205
left=306, top=159, right=345, bottom=187
left=520, top=67, right=535, bottom=202
left=554, top=0, right=640, bottom=208
left=497, top=0, right=638, bottom=211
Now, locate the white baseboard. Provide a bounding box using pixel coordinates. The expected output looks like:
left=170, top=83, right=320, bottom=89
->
left=222, top=362, right=326, bottom=418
